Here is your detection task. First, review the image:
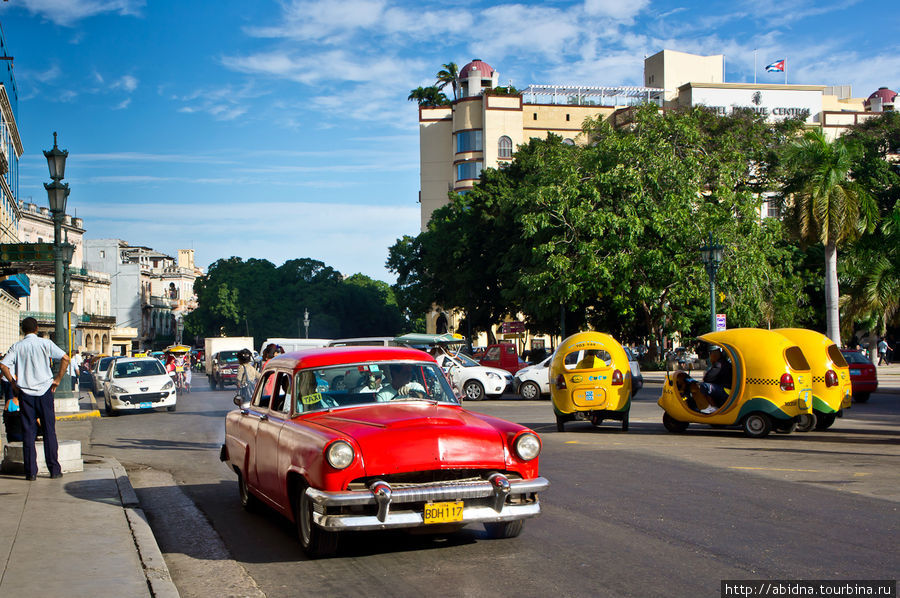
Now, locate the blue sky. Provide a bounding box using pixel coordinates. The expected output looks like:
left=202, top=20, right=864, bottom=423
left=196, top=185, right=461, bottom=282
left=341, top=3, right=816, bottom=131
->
left=1, top=0, right=897, bottom=282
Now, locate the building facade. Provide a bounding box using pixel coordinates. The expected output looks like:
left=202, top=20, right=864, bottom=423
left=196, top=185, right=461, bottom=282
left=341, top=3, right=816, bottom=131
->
left=17, top=201, right=115, bottom=353
left=0, top=25, right=28, bottom=351
left=84, top=240, right=201, bottom=352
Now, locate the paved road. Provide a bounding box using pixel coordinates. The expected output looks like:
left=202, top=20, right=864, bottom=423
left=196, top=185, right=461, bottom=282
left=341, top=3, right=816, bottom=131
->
left=86, top=373, right=900, bottom=597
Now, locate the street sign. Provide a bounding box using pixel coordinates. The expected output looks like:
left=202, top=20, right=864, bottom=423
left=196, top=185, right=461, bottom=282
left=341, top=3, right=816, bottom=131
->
left=0, top=242, right=56, bottom=262
left=716, top=314, right=727, bottom=332
left=499, top=321, right=525, bottom=334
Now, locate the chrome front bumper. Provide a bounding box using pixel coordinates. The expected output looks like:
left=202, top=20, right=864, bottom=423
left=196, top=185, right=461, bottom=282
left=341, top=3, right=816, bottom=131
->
left=306, top=474, right=549, bottom=531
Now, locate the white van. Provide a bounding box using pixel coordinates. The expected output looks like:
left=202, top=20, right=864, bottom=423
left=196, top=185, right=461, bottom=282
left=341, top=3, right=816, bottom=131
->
left=261, top=338, right=331, bottom=355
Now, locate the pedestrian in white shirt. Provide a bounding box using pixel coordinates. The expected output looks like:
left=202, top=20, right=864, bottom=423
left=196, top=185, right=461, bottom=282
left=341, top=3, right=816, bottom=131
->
left=0, top=317, right=69, bottom=480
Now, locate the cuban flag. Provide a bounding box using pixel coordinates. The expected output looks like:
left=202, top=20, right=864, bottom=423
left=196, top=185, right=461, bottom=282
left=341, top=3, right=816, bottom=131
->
left=765, top=59, right=785, bottom=73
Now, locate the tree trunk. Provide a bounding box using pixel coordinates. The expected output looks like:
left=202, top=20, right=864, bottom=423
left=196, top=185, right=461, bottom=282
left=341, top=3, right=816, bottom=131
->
left=824, top=242, right=841, bottom=344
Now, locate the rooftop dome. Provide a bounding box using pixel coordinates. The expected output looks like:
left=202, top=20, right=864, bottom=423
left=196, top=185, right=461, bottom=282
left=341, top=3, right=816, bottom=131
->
left=865, top=86, right=897, bottom=106
left=460, top=59, right=495, bottom=79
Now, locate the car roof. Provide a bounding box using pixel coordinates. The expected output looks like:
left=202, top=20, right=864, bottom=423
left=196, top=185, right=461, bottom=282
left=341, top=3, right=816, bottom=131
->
left=114, top=357, right=160, bottom=363
left=264, top=346, right=434, bottom=370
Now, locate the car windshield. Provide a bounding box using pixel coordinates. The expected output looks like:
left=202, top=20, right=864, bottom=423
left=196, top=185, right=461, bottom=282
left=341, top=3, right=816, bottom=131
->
left=453, top=353, right=480, bottom=367
left=219, top=351, right=240, bottom=362
left=842, top=351, right=871, bottom=365
left=114, top=360, right=166, bottom=378
left=98, top=357, right=116, bottom=372
left=293, top=361, right=458, bottom=413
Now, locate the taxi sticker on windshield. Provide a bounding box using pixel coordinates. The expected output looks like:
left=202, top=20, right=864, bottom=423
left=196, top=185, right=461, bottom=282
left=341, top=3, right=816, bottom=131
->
left=301, top=392, right=323, bottom=405
left=358, top=365, right=380, bottom=373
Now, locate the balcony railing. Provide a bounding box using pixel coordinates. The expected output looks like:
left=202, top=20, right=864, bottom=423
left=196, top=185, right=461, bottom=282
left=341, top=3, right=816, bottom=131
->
left=19, top=311, right=55, bottom=323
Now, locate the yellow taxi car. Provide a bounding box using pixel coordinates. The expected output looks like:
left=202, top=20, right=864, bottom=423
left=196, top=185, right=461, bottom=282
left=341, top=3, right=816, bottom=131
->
left=775, top=328, right=852, bottom=431
left=658, top=328, right=813, bottom=438
left=550, top=332, right=633, bottom=432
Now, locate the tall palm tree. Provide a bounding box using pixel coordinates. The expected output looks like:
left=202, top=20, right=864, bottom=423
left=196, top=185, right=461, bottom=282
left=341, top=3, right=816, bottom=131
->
left=842, top=202, right=900, bottom=335
left=781, top=129, right=876, bottom=343
left=435, top=62, right=460, bottom=101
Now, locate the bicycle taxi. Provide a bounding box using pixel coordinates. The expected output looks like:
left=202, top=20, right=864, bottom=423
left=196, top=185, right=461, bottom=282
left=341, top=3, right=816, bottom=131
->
left=774, top=328, right=852, bottom=431
left=658, top=328, right=813, bottom=438
left=550, top=332, right=633, bottom=432
left=164, top=344, right=193, bottom=393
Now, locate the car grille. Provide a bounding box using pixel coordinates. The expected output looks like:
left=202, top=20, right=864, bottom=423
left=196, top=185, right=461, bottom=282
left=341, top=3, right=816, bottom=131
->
left=120, top=392, right=168, bottom=402
left=346, top=469, right=522, bottom=491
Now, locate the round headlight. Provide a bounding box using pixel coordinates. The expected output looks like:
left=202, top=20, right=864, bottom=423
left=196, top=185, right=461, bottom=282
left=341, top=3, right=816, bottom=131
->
left=326, top=441, right=355, bottom=470
left=514, top=432, right=541, bottom=461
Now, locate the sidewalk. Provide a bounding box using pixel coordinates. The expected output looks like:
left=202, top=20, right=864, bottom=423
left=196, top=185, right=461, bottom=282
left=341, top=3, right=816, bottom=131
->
left=0, top=391, right=179, bottom=598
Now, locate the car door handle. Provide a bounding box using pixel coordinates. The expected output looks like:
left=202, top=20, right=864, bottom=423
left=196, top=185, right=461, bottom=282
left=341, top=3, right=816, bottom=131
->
left=259, top=414, right=268, bottom=421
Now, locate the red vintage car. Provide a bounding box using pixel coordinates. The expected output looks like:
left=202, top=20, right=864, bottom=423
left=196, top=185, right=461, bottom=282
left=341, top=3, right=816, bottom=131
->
left=221, top=346, right=549, bottom=557
left=840, top=349, right=878, bottom=402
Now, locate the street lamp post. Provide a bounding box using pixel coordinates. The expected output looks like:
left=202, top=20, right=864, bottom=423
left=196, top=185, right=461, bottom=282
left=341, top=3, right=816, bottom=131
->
left=699, top=233, right=725, bottom=333
left=303, top=308, right=310, bottom=339
left=44, top=132, right=74, bottom=399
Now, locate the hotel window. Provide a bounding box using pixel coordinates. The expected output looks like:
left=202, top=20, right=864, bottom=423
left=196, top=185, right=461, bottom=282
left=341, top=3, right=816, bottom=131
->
left=766, top=200, right=781, bottom=219
left=498, top=136, right=513, bottom=158
left=457, top=161, right=483, bottom=181
left=456, top=130, right=483, bottom=153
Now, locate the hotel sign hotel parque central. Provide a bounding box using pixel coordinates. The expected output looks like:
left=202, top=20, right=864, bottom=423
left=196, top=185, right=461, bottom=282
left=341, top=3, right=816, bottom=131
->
left=688, top=87, right=822, bottom=123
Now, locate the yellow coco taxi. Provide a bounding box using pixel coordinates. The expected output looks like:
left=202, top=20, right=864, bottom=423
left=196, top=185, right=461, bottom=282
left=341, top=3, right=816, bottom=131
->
left=550, top=332, right=632, bottom=432
left=658, top=329, right=813, bottom=438
left=775, top=328, right=852, bottom=431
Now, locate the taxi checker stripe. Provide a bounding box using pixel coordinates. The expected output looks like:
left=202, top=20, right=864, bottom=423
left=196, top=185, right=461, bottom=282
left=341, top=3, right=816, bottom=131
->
left=746, top=378, right=779, bottom=385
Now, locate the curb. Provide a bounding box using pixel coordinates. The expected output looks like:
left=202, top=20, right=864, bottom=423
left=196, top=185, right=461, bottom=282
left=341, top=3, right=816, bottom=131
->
left=110, top=458, right=180, bottom=598
left=56, top=410, right=101, bottom=421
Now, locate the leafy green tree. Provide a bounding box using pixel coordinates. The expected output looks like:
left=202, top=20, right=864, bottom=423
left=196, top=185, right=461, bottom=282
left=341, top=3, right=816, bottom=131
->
left=390, top=105, right=808, bottom=350
left=780, top=129, right=877, bottom=343
left=186, top=257, right=411, bottom=345
left=435, top=62, right=460, bottom=101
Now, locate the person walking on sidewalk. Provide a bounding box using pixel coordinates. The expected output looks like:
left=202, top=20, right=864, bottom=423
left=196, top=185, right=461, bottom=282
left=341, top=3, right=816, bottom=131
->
left=0, top=317, right=69, bottom=480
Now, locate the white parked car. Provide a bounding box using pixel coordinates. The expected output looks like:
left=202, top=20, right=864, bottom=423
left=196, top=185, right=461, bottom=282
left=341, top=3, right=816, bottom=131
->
left=90, top=355, right=120, bottom=397
left=515, top=356, right=552, bottom=400
left=434, top=352, right=513, bottom=401
left=103, top=357, right=177, bottom=415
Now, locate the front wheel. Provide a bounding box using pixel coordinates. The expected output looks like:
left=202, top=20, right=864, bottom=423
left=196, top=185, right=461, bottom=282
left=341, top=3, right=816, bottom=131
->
left=795, top=412, right=817, bottom=433
left=519, top=381, right=540, bottom=400
left=296, top=482, right=338, bottom=558
left=463, top=380, right=485, bottom=401
left=556, top=414, right=566, bottom=432
left=742, top=413, right=772, bottom=438
left=662, top=412, right=688, bottom=433
left=483, top=519, right=523, bottom=539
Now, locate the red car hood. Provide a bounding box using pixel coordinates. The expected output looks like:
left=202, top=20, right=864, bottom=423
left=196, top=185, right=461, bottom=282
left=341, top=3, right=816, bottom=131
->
left=311, top=403, right=508, bottom=476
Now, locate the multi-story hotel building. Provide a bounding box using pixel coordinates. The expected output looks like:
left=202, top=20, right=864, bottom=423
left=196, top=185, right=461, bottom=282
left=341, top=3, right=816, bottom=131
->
left=416, top=50, right=895, bottom=340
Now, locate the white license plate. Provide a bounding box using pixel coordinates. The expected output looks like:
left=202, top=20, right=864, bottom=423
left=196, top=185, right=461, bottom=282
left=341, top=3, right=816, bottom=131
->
left=850, top=369, right=860, bottom=376
left=140, top=402, right=152, bottom=408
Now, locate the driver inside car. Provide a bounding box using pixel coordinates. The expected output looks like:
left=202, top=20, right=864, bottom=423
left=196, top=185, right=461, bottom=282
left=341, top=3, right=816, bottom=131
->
left=376, top=364, right=426, bottom=401
left=676, top=346, right=732, bottom=414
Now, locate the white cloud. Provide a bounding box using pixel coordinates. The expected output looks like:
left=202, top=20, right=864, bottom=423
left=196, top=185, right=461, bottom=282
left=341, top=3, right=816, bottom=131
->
left=584, top=0, right=649, bottom=20
left=113, top=98, right=131, bottom=110
left=111, top=75, right=138, bottom=92
left=13, top=0, right=144, bottom=27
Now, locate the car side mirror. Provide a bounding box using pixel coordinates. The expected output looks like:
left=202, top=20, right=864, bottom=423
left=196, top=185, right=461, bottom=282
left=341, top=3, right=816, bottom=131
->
left=233, top=395, right=243, bottom=406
